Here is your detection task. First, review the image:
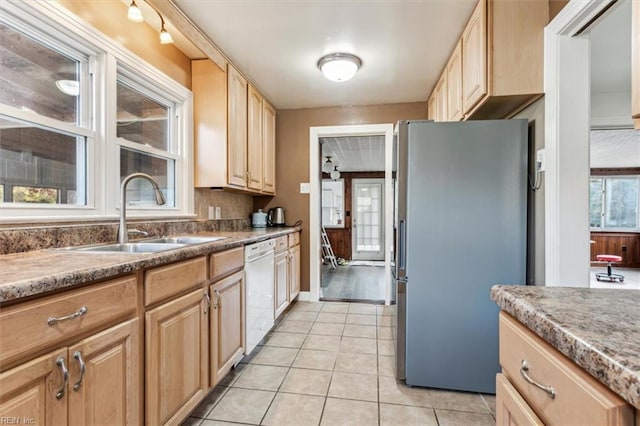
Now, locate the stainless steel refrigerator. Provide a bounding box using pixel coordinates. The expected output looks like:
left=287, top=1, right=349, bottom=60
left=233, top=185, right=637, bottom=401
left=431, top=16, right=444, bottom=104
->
left=393, top=119, right=527, bottom=394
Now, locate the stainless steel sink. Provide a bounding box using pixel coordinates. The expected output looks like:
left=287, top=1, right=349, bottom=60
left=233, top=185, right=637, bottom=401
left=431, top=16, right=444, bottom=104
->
left=145, top=236, right=227, bottom=245
left=62, top=242, right=188, bottom=253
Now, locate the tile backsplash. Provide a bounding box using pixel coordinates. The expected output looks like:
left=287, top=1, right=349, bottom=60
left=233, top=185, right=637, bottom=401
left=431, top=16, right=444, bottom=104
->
left=194, top=189, right=253, bottom=220
left=0, top=189, right=256, bottom=254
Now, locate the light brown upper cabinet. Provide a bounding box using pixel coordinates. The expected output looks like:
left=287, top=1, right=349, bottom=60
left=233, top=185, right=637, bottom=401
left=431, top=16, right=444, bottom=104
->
left=435, top=74, right=448, bottom=121
left=447, top=40, right=463, bottom=121
left=466, top=0, right=548, bottom=119
left=427, top=92, right=437, bottom=121
left=462, top=0, right=487, bottom=115
left=247, top=85, right=263, bottom=191
left=632, top=0, right=639, bottom=127
left=227, top=64, right=249, bottom=188
left=429, top=0, right=548, bottom=121
left=192, top=59, right=277, bottom=193
left=262, top=101, right=276, bottom=194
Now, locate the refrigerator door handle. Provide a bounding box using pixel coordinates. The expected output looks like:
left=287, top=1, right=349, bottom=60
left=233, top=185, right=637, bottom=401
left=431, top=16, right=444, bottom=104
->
left=398, top=219, right=406, bottom=275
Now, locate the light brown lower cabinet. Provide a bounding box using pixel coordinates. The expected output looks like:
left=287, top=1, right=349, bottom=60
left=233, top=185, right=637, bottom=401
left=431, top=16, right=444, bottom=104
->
left=498, top=312, right=634, bottom=426
left=146, top=289, right=209, bottom=426
left=496, top=373, right=543, bottom=426
left=0, top=319, right=140, bottom=426
left=274, top=250, right=289, bottom=318
left=210, top=270, right=245, bottom=386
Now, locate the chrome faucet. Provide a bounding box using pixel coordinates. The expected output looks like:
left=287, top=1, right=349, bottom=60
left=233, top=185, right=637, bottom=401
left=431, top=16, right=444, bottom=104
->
left=118, top=173, right=166, bottom=244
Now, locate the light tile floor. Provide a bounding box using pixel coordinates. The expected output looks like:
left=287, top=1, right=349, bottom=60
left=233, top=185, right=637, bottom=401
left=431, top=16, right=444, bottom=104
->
left=182, top=301, right=496, bottom=426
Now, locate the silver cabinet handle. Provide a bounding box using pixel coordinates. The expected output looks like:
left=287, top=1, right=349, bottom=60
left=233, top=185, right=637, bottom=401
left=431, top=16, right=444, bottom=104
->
left=48, top=306, right=88, bottom=326
left=520, top=360, right=556, bottom=399
left=213, top=289, right=220, bottom=309
left=203, top=291, right=211, bottom=314
left=73, top=351, right=86, bottom=391
left=56, top=357, right=69, bottom=399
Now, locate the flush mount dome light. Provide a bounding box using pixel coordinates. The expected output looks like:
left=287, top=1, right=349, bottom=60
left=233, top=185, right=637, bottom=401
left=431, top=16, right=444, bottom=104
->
left=55, top=80, right=79, bottom=96
left=317, top=53, right=362, bottom=82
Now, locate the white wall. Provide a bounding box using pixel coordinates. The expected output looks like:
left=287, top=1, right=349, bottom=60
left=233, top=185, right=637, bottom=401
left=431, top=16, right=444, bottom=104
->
left=591, top=91, right=634, bottom=128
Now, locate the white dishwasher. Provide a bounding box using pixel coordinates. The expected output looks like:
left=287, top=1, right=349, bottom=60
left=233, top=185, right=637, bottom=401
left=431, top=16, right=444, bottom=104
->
left=245, top=239, right=275, bottom=355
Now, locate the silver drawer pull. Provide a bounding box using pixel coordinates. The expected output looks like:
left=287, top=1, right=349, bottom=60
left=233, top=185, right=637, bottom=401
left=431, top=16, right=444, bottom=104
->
left=73, top=351, right=86, bottom=391
left=203, top=291, right=211, bottom=314
left=48, top=306, right=88, bottom=326
left=213, top=289, right=220, bottom=309
left=56, top=357, right=69, bottom=399
left=520, top=359, right=556, bottom=399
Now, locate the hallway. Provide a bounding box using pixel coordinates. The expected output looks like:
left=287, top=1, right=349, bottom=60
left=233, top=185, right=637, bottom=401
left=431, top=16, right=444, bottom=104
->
left=321, top=263, right=386, bottom=302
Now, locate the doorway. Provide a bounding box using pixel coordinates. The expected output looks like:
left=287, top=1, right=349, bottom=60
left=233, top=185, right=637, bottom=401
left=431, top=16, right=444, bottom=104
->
left=309, top=124, right=395, bottom=304
left=352, top=178, right=385, bottom=261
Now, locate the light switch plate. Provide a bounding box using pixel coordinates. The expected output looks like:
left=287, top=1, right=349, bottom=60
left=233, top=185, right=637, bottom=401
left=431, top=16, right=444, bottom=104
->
left=300, top=183, right=310, bottom=194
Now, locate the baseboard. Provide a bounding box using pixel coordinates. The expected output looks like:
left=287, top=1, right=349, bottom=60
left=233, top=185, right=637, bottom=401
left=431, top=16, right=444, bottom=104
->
left=296, top=291, right=311, bottom=301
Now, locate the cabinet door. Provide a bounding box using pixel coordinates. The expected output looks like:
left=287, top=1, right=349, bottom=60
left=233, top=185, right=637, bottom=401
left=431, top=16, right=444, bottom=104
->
left=289, top=245, right=301, bottom=301
left=462, top=0, right=487, bottom=114
left=68, top=319, right=140, bottom=426
left=633, top=0, right=639, bottom=119
left=427, top=93, right=437, bottom=121
left=247, top=85, right=263, bottom=191
left=262, top=101, right=276, bottom=194
left=227, top=64, right=248, bottom=188
left=446, top=40, right=463, bottom=121
left=0, top=349, right=67, bottom=426
left=210, top=270, right=245, bottom=386
left=496, top=373, right=543, bottom=426
left=434, top=74, right=447, bottom=121
left=146, top=289, right=208, bottom=425
left=274, top=251, right=289, bottom=318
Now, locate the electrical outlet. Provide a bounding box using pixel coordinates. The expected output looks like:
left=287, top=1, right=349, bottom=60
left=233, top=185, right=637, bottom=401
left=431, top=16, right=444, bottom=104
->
left=300, top=182, right=310, bottom=194
left=536, top=149, right=545, bottom=172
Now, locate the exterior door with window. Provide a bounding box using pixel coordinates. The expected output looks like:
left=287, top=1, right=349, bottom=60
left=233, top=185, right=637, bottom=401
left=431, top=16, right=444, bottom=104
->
left=352, top=178, right=384, bottom=261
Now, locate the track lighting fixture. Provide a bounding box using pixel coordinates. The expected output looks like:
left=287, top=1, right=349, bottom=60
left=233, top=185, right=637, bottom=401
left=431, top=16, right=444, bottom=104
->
left=126, top=0, right=173, bottom=45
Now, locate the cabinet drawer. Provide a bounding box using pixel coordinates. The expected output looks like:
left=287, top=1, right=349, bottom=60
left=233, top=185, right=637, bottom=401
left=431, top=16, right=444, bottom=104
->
left=145, top=257, right=207, bottom=306
left=210, top=247, right=244, bottom=282
left=499, top=312, right=633, bottom=426
left=274, top=236, right=288, bottom=253
left=0, top=275, right=137, bottom=368
left=288, top=232, right=300, bottom=247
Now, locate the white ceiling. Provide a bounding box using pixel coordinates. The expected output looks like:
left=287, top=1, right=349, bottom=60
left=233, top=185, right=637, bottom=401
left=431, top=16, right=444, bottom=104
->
left=321, top=135, right=385, bottom=172
left=590, top=129, right=640, bottom=168
left=173, top=0, right=477, bottom=109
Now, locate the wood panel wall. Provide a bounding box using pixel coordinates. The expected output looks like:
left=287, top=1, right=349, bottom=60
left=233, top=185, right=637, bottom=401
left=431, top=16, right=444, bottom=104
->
left=590, top=232, right=640, bottom=268
left=323, top=172, right=384, bottom=260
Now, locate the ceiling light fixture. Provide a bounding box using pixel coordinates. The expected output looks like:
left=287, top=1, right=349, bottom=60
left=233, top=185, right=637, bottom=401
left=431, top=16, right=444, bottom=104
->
left=127, top=0, right=144, bottom=23
left=317, top=53, right=362, bottom=82
left=126, top=0, right=173, bottom=45
left=55, top=80, right=79, bottom=96
left=330, top=166, right=341, bottom=181
left=323, top=156, right=334, bottom=173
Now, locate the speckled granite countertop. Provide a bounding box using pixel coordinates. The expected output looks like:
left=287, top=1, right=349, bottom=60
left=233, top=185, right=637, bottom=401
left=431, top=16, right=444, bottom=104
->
left=491, top=285, right=640, bottom=410
left=0, top=227, right=299, bottom=304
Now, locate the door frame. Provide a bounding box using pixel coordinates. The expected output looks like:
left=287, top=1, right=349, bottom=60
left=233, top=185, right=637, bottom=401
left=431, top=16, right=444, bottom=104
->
left=309, top=124, right=395, bottom=304
left=544, top=0, right=617, bottom=287
left=351, top=178, right=385, bottom=261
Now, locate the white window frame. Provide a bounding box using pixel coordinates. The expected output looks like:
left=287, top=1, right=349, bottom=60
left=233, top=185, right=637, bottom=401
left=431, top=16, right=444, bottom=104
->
left=590, top=175, right=640, bottom=231
left=0, top=0, right=193, bottom=222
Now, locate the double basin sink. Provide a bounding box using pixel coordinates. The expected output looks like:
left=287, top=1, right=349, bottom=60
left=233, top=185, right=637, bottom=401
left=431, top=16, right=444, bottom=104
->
left=62, top=236, right=227, bottom=254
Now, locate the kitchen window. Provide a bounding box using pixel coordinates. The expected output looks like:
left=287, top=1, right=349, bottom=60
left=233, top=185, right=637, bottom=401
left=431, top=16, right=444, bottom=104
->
left=590, top=176, right=640, bottom=230
left=116, top=74, right=177, bottom=208
left=0, top=1, right=192, bottom=221
left=0, top=19, right=91, bottom=208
